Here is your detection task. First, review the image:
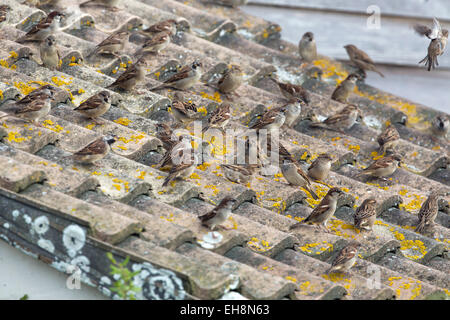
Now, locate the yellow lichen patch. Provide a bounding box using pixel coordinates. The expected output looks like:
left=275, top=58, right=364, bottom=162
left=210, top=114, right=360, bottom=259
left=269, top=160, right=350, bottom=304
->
left=399, top=239, right=427, bottom=260
left=203, top=184, right=220, bottom=196
left=370, top=151, right=384, bottom=161
left=247, top=237, right=273, bottom=253
left=328, top=219, right=359, bottom=239
left=51, top=76, right=73, bottom=87
left=85, top=123, right=96, bottom=130
left=399, top=194, right=426, bottom=212
left=197, top=106, right=207, bottom=116
left=6, top=131, right=27, bottom=143
left=196, top=163, right=210, bottom=171
left=305, top=184, right=329, bottom=208
left=298, top=242, right=333, bottom=254
left=285, top=276, right=297, bottom=283
left=91, top=171, right=101, bottom=176
left=14, top=81, right=49, bottom=96
left=113, top=117, right=132, bottom=126
left=160, top=212, right=175, bottom=222
left=200, top=91, right=222, bottom=103
left=228, top=216, right=238, bottom=230
left=42, top=119, right=64, bottom=133
left=365, top=182, right=389, bottom=191
left=136, top=171, right=146, bottom=180
left=313, top=59, right=349, bottom=82
left=189, top=172, right=201, bottom=180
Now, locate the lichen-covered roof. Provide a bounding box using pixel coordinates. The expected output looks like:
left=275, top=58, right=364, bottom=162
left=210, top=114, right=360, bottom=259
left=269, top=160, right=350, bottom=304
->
left=0, top=0, right=448, bottom=300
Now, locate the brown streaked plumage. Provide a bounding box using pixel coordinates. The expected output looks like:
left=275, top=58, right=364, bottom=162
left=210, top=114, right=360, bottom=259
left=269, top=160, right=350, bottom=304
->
left=377, top=124, right=400, bottom=154
left=71, top=135, right=117, bottom=164
left=270, top=77, right=310, bottom=104
left=90, top=31, right=129, bottom=58
left=221, top=163, right=258, bottom=184
left=151, top=60, right=202, bottom=91
left=135, top=31, right=171, bottom=56
left=142, top=19, right=177, bottom=36
left=327, top=241, right=361, bottom=274
left=354, top=198, right=377, bottom=231
left=17, top=11, right=65, bottom=43
left=415, top=192, right=440, bottom=234
left=162, top=153, right=197, bottom=187
left=280, top=159, right=319, bottom=200
left=107, top=58, right=147, bottom=92
left=0, top=5, right=10, bottom=23
left=310, top=104, right=359, bottom=132
left=198, top=196, right=237, bottom=231
left=344, top=44, right=384, bottom=78
left=331, top=73, right=359, bottom=103
left=217, top=65, right=244, bottom=94
left=74, top=91, right=111, bottom=124
left=414, top=18, right=448, bottom=71
left=308, top=153, right=333, bottom=181
left=249, top=107, right=286, bottom=132
left=356, top=154, right=402, bottom=179
left=202, top=103, right=231, bottom=132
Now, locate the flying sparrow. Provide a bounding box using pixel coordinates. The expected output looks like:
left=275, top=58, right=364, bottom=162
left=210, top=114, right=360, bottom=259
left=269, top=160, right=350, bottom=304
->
left=298, top=32, right=317, bottom=63
left=331, top=73, right=359, bottom=103
left=17, top=11, right=65, bottom=43
left=327, top=241, right=361, bottom=274
left=202, top=103, right=232, bottom=133
left=344, top=44, right=384, bottom=78
left=107, top=57, right=147, bottom=92
left=307, top=153, right=333, bottom=181
left=0, top=5, right=10, bottom=23
left=221, top=163, right=258, bottom=184
left=414, top=18, right=448, bottom=71
left=377, top=124, right=400, bottom=154
left=135, top=31, right=171, bottom=56
left=198, top=196, right=237, bottom=234
left=356, top=154, right=402, bottom=180
left=73, top=90, right=111, bottom=124
left=280, top=158, right=319, bottom=200
left=430, top=115, right=449, bottom=139
left=89, top=31, right=129, bottom=58
left=249, top=107, right=287, bottom=133
left=269, top=77, right=310, bottom=104
left=217, top=65, right=244, bottom=95
left=162, top=153, right=198, bottom=187
left=354, top=198, right=377, bottom=231
left=70, top=135, right=117, bottom=165
left=310, top=104, right=360, bottom=133
left=156, top=134, right=194, bottom=169
left=415, top=191, right=440, bottom=234
left=151, top=60, right=203, bottom=91
left=290, top=187, right=344, bottom=232
left=170, top=92, right=200, bottom=125
left=80, top=0, right=120, bottom=10
left=39, top=34, right=61, bottom=70
left=141, top=19, right=178, bottom=36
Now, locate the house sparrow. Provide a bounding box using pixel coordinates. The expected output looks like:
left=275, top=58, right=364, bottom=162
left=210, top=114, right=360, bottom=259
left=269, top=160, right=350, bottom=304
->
left=331, top=74, right=359, bottom=103
left=39, top=35, right=61, bottom=70
left=73, top=91, right=111, bottom=124
left=249, top=107, right=287, bottom=132
left=17, top=11, right=65, bottom=43
left=89, top=31, right=129, bottom=58
left=202, top=103, right=231, bottom=133
left=198, top=196, right=237, bottom=233
left=217, top=65, right=244, bottom=95
left=141, top=19, right=177, bottom=36
left=271, top=100, right=302, bottom=128
left=135, top=31, right=171, bottom=56
left=415, top=192, right=440, bottom=234
left=431, top=115, right=449, bottom=139
left=151, top=60, right=202, bottom=91
left=356, top=154, right=402, bottom=180
left=107, top=57, right=147, bottom=92
left=308, top=153, right=333, bottom=181
left=354, top=198, right=377, bottom=231
left=156, top=123, right=176, bottom=150
left=327, top=241, right=361, bottom=274
left=414, top=18, right=448, bottom=71
left=156, top=134, right=194, bottom=169
left=298, top=32, right=317, bottom=63
left=170, top=93, right=200, bottom=124
left=290, top=187, right=343, bottom=232
left=80, top=0, right=120, bottom=10
left=280, top=158, right=319, bottom=199
left=0, top=5, right=10, bottom=23
left=71, top=135, right=117, bottom=165
left=162, top=153, right=198, bottom=187
left=310, top=104, right=360, bottom=133
left=208, top=0, right=248, bottom=8
left=1, top=90, right=54, bottom=126
left=15, top=85, right=58, bottom=107
left=269, top=77, right=310, bottom=104
left=377, top=124, right=400, bottom=154
left=221, top=163, right=258, bottom=184
left=344, top=44, right=384, bottom=78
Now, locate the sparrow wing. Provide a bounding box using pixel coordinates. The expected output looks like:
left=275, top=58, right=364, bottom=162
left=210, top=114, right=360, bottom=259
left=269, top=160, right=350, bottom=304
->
left=15, top=99, right=46, bottom=114
left=322, top=109, right=350, bottom=126
left=209, top=104, right=231, bottom=126
left=164, top=65, right=192, bottom=84
left=377, top=125, right=399, bottom=145
left=97, top=31, right=126, bottom=47
left=108, top=64, right=137, bottom=87
left=364, top=156, right=393, bottom=172
left=143, top=32, right=169, bottom=48
left=355, top=203, right=376, bottom=221
left=24, top=16, right=52, bottom=37
left=198, top=208, right=218, bottom=223
left=221, top=164, right=253, bottom=176
left=352, top=47, right=375, bottom=65
left=331, top=245, right=357, bottom=267
left=144, top=20, right=173, bottom=34
left=74, top=138, right=107, bottom=156
left=74, top=94, right=104, bottom=111
left=304, top=197, right=332, bottom=222
left=250, top=109, right=277, bottom=129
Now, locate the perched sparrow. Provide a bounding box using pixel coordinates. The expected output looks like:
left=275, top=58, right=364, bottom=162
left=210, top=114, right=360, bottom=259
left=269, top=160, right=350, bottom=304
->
left=15, top=85, right=57, bottom=107
left=208, top=0, right=248, bottom=8
left=170, top=93, right=200, bottom=124
left=298, top=32, right=317, bottom=63
left=269, top=77, right=310, bottom=104
left=156, top=134, right=194, bottom=169
left=356, top=154, right=402, bottom=180
left=308, top=153, right=333, bottom=181
left=0, top=5, right=10, bottom=23
left=71, top=135, right=117, bottom=165
left=39, top=35, right=61, bottom=70
left=202, top=103, right=231, bottom=132
left=151, top=60, right=202, bottom=91
left=141, top=19, right=177, bottom=36
left=431, top=115, right=449, bottom=139
left=162, top=153, right=198, bottom=187
left=377, top=124, right=400, bottom=154
left=310, top=104, right=360, bottom=133
left=73, top=91, right=111, bottom=124
left=272, top=100, right=302, bottom=128
left=198, top=196, right=237, bottom=233
left=17, top=11, right=65, bottom=43
left=415, top=192, right=440, bottom=234
left=327, top=241, right=361, bottom=274
left=331, top=74, right=359, bottom=103
left=290, top=187, right=344, bottom=232
left=344, top=44, right=384, bottom=78
left=414, top=18, right=448, bottom=71
left=354, top=198, right=377, bottom=231
left=135, top=31, right=171, bottom=56
left=89, top=31, right=129, bottom=58
left=249, top=107, right=287, bottom=132
left=217, top=65, right=244, bottom=95
left=156, top=123, right=176, bottom=150
left=280, top=158, right=319, bottom=199
left=221, top=163, right=258, bottom=184
left=1, top=90, right=54, bottom=126
left=80, top=0, right=120, bottom=10
left=107, top=57, right=147, bottom=92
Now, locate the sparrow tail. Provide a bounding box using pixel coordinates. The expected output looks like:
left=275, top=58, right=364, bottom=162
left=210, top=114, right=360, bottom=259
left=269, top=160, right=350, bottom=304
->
left=415, top=220, right=427, bottom=234
left=306, top=187, right=319, bottom=200
left=375, top=69, right=385, bottom=78
left=162, top=174, right=173, bottom=187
